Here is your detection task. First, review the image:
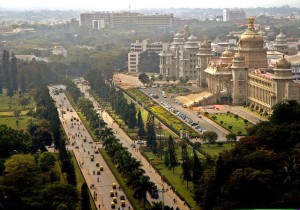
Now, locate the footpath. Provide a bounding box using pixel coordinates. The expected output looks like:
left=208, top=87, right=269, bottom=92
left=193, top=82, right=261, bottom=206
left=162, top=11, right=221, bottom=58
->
left=78, top=81, right=191, bottom=210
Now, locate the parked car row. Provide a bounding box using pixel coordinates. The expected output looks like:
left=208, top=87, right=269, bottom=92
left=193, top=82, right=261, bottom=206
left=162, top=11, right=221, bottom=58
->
left=160, top=101, right=206, bottom=133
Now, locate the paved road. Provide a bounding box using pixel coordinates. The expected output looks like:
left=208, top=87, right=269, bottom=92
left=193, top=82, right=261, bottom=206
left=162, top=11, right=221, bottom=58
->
left=49, top=85, right=131, bottom=210
left=140, top=87, right=229, bottom=141
left=75, top=78, right=190, bottom=210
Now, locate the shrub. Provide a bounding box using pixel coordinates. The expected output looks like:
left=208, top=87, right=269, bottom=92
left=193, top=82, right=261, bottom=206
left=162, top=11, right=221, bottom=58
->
left=227, top=111, right=230, bottom=114
left=212, top=116, right=217, bottom=120
left=220, top=120, right=223, bottom=125
left=228, top=125, right=233, bottom=130
left=244, top=119, right=248, bottom=124
left=237, top=131, right=242, bottom=135
left=217, top=142, right=223, bottom=147
left=194, top=142, right=201, bottom=148
left=234, top=114, right=239, bottom=119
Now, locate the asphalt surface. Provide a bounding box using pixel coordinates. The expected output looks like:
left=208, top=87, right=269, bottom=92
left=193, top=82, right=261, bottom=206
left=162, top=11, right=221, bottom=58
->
left=140, top=87, right=229, bottom=141
left=49, top=85, right=131, bottom=210
left=74, top=78, right=190, bottom=210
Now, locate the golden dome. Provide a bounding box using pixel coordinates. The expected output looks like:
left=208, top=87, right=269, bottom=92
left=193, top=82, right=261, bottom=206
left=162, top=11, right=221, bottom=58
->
left=276, top=55, right=291, bottom=69
left=240, top=17, right=263, bottom=43
left=222, top=48, right=234, bottom=58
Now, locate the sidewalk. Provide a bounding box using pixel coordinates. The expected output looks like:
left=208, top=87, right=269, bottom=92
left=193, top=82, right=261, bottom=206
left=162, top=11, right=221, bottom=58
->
left=79, top=82, right=191, bottom=210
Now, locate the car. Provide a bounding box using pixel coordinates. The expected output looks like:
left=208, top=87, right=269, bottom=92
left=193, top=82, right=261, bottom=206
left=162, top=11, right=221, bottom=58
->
left=136, top=140, right=144, bottom=145
left=151, top=84, right=157, bottom=88
left=140, top=86, right=146, bottom=89
left=182, top=104, right=187, bottom=108
left=197, top=113, right=202, bottom=118
left=120, top=195, right=125, bottom=201
left=191, top=122, right=198, bottom=126
left=94, top=149, right=99, bottom=154
left=163, top=95, right=167, bottom=98
left=70, top=109, right=73, bottom=112
left=88, top=140, right=92, bottom=144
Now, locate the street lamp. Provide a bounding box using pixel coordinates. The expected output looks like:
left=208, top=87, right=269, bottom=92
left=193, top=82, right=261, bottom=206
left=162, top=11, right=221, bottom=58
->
left=160, top=187, right=167, bottom=210
left=98, top=108, right=102, bottom=129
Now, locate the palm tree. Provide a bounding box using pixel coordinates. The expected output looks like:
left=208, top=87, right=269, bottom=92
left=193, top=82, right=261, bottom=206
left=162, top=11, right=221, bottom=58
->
left=131, top=175, right=154, bottom=208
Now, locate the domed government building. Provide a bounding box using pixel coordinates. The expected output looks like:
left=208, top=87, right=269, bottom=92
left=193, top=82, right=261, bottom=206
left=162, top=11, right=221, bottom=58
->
left=159, top=18, right=300, bottom=114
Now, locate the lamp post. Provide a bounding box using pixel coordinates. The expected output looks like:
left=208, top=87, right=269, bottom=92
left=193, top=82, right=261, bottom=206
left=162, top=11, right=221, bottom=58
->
left=161, top=187, right=166, bottom=210
left=98, top=108, right=102, bottom=130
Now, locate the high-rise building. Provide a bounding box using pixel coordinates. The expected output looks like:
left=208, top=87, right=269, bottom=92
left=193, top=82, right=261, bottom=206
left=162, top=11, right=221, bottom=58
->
left=80, top=12, right=174, bottom=29
left=223, top=9, right=246, bottom=25
left=128, top=40, right=165, bottom=73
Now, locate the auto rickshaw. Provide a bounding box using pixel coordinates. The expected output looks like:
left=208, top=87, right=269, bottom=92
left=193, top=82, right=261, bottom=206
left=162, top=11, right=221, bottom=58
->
left=121, top=200, right=125, bottom=207
left=112, top=182, right=117, bottom=189
left=100, top=165, right=104, bottom=171
left=110, top=191, right=114, bottom=197
left=90, top=155, right=94, bottom=161
left=96, top=161, right=99, bottom=167
left=113, top=196, right=117, bottom=203
left=111, top=202, right=115, bottom=209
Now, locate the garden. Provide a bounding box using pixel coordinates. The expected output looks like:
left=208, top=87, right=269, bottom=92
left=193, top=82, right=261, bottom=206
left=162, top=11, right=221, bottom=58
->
left=206, top=112, right=253, bottom=135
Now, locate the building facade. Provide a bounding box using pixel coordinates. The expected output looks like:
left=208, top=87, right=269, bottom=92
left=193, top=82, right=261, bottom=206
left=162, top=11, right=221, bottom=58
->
left=223, top=9, right=246, bottom=24
left=128, top=40, right=165, bottom=73
left=80, top=12, right=174, bottom=29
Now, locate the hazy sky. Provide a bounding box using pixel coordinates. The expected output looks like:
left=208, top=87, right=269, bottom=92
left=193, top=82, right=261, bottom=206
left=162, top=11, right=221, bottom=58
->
left=1, top=0, right=300, bottom=10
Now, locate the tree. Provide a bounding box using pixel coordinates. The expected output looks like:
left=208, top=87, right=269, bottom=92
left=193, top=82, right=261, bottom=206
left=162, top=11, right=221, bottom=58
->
left=32, top=127, right=53, bottom=152
left=138, top=73, right=150, bottom=85
left=2, top=154, right=38, bottom=190
left=20, top=72, right=26, bottom=93
left=167, top=135, right=177, bottom=173
left=137, top=110, right=146, bottom=138
left=40, top=182, right=78, bottom=210
left=146, top=113, right=157, bottom=153
left=192, top=150, right=203, bottom=187
left=81, top=182, right=91, bottom=210
left=181, top=143, right=192, bottom=187
left=127, top=102, right=137, bottom=130
left=201, top=131, right=218, bottom=146
left=226, top=133, right=237, bottom=144
left=0, top=125, right=31, bottom=158
left=10, top=53, right=18, bottom=92
left=39, top=152, right=56, bottom=172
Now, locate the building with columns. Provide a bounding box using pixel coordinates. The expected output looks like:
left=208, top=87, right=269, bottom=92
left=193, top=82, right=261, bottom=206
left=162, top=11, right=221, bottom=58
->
left=159, top=18, right=300, bottom=113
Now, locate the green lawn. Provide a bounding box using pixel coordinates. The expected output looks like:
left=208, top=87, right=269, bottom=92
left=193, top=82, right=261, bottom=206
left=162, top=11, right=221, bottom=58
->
left=0, top=116, right=31, bottom=130
left=163, top=86, right=192, bottom=95
left=0, top=90, right=35, bottom=111
left=206, top=113, right=253, bottom=135
left=144, top=149, right=201, bottom=210
left=200, top=143, right=235, bottom=157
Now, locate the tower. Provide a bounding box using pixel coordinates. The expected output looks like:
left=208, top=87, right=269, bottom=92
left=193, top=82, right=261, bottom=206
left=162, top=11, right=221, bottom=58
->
left=272, top=55, right=294, bottom=104
left=231, top=51, right=248, bottom=105
left=239, top=17, right=268, bottom=69
left=196, top=38, right=213, bottom=87
left=274, top=30, right=288, bottom=55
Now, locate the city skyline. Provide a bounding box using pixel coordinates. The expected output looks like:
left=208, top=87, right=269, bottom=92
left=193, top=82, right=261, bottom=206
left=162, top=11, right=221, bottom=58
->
left=1, top=0, right=300, bottom=10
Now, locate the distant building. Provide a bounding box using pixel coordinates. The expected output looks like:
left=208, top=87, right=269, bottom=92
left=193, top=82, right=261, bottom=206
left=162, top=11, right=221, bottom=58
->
left=128, top=40, right=165, bottom=73
left=52, top=44, right=67, bottom=57
left=223, top=9, right=246, bottom=25
left=80, top=12, right=174, bottom=29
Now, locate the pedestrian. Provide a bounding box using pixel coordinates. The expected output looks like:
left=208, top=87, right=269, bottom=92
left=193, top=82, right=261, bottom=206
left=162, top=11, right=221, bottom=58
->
left=99, top=204, right=101, bottom=209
